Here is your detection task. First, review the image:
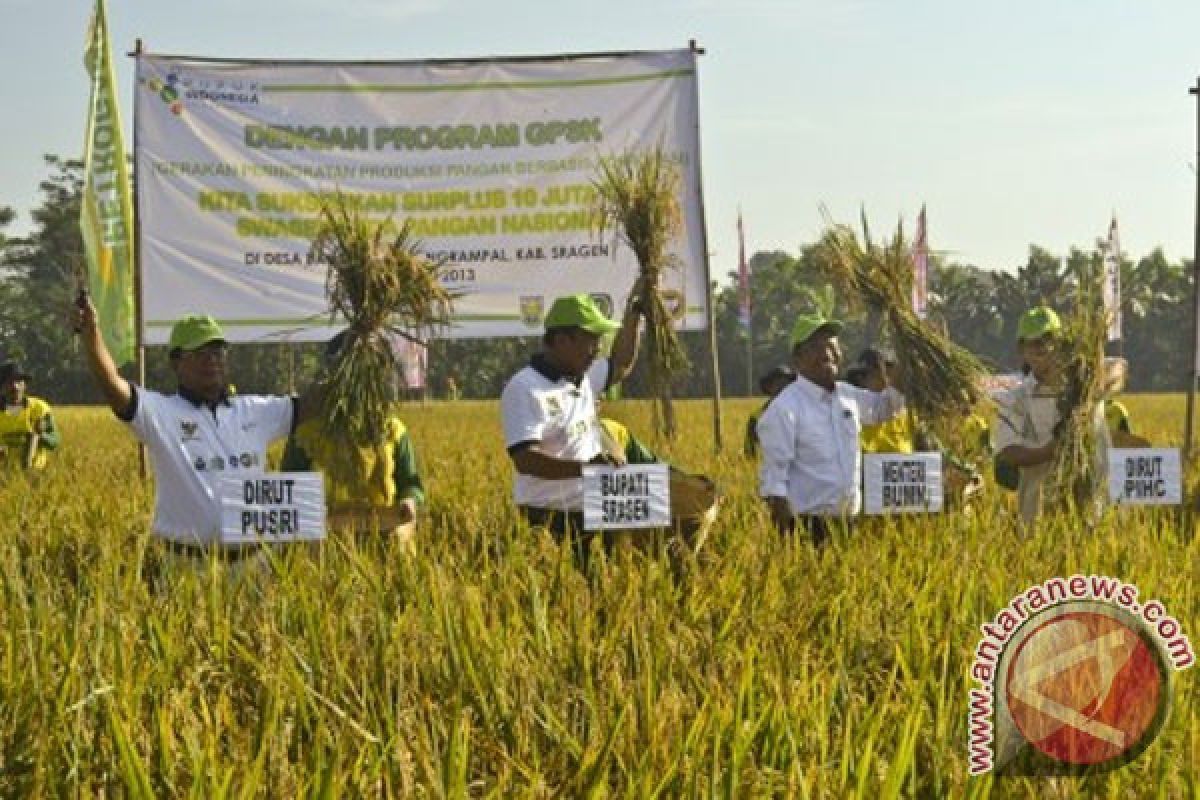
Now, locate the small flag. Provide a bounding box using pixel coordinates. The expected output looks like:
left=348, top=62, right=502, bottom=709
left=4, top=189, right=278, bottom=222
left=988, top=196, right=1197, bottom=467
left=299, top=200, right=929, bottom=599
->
left=1102, top=215, right=1121, bottom=342
left=737, top=209, right=751, bottom=332
left=80, top=0, right=136, bottom=366
left=912, top=204, right=929, bottom=319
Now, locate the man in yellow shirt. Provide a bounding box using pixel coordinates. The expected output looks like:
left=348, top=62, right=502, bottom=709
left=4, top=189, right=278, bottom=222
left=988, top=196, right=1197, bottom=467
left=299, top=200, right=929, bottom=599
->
left=0, top=361, right=60, bottom=471
left=847, top=349, right=916, bottom=454
left=281, top=331, right=425, bottom=549
left=744, top=365, right=795, bottom=457
left=849, top=348, right=985, bottom=506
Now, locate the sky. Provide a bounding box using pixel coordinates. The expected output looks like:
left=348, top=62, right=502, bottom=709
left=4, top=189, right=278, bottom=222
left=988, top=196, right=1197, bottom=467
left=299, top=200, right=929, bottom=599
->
left=3, top=0, right=1200, bottom=281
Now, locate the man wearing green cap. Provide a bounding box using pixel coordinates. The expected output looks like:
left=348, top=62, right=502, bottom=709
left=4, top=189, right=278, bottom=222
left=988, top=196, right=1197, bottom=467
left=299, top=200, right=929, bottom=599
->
left=993, top=305, right=1111, bottom=526
left=501, top=293, right=637, bottom=564
left=77, top=300, right=313, bottom=558
left=755, top=313, right=906, bottom=545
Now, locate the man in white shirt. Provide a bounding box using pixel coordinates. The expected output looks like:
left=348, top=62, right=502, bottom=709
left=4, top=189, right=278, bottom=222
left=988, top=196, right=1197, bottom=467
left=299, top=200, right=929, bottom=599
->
left=77, top=300, right=313, bottom=561
left=501, top=293, right=636, bottom=565
left=757, top=313, right=905, bottom=545
left=993, top=306, right=1110, bottom=526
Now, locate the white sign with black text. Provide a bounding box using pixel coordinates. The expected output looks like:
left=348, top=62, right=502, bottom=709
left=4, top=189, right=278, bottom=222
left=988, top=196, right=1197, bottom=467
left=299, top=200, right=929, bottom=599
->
left=219, top=471, right=326, bottom=544
left=583, top=464, right=671, bottom=530
left=1108, top=448, right=1181, bottom=505
left=863, top=452, right=944, bottom=514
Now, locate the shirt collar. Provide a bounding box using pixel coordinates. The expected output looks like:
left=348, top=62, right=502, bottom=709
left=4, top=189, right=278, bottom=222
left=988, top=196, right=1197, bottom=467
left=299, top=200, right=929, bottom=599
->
left=794, top=374, right=835, bottom=402
left=531, top=352, right=582, bottom=386
left=177, top=384, right=232, bottom=411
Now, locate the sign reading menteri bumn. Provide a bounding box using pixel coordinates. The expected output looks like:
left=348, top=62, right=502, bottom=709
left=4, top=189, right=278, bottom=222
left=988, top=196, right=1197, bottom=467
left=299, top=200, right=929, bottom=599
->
left=135, top=49, right=707, bottom=343
left=863, top=452, right=944, bottom=514
left=1108, top=448, right=1181, bottom=505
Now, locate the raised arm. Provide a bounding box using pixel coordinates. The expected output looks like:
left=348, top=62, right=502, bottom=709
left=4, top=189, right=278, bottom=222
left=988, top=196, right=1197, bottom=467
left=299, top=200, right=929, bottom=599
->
left=605, top=294, right=643, bottom=387
left=75, top=296, right=134, bottom=417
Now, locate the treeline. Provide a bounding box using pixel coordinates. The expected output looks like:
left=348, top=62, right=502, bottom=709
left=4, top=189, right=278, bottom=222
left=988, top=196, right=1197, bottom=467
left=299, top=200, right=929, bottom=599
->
left=1, top=156, right=1194, bottom=402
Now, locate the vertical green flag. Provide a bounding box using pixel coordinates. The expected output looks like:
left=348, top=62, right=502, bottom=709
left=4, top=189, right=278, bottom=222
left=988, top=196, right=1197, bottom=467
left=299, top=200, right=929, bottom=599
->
left=80, top=0, right=135, bottom=366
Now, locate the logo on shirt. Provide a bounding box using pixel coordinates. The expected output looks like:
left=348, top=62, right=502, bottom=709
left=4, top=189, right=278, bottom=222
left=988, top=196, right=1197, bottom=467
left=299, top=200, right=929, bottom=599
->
left=193, top=456, right=206, bottom=471
left=520, top=295, right=544, bottom=329
left=540, top=393, right=564, bottom=418
left=180, top=420, right=200, bottom=441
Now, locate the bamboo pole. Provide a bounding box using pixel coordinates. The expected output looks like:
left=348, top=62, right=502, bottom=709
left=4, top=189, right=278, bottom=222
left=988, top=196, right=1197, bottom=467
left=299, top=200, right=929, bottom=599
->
left=132, top=38, right=147, bottom=479
left=690, top=40, right=723, bottom=451
left=1181, top=78, right=1200, bottom=537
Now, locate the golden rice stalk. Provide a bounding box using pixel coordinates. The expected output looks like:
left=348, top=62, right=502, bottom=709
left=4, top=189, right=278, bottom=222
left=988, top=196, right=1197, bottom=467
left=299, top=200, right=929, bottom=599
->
left=591, top=147, right=689, bottom=437
left=1046, top=260, right=1109, bottom=513
left=308, top=193, right=455, bottom=491
left=815, top=214, right=987, bottom=434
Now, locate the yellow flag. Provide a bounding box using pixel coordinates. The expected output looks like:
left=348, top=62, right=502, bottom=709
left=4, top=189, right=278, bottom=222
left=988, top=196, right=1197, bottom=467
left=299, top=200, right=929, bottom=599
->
left=80, top=0, right=135, bottom=365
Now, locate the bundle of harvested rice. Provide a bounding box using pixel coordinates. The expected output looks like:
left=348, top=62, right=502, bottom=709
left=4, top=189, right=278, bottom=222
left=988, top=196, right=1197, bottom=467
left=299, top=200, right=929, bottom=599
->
left=591, top=147, right=689, bottom=437
left=308, top=194, right=454, bottom=493
left=816, top=215, right=987, bottom=435
left=1046, top=261, right=1110, bottom=513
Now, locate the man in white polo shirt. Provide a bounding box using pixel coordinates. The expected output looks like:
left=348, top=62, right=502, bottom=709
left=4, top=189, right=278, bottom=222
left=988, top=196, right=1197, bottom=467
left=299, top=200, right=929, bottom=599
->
left=757, top=313, right=905, bottom=546
left=77, top=299, right=307, bottom=560
left=501, top=293, right=627, bottom=565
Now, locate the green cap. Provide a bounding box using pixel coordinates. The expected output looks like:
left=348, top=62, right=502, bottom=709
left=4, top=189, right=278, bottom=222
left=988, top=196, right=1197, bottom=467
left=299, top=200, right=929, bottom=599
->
left=1016, top=306, right=1062, bottom=341
left=168, top=314, right=226, bottom=352
left=790, top=313, right=843, bottom=347
left=544, top=294, right=620, bottom=335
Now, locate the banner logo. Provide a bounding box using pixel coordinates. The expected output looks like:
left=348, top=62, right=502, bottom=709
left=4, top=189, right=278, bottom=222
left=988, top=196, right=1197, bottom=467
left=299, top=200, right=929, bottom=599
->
left=143, top=70, right=261, bottom=116
left=520, top=295, right=544, bottom=328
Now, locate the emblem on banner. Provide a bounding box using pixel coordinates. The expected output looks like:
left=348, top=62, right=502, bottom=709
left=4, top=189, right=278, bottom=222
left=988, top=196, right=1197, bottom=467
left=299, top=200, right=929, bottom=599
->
left=520, top=295, right=545, bottom=328
left=142, top=72, right=186, bottom=117
left=142, top=69, right=261, bottom=117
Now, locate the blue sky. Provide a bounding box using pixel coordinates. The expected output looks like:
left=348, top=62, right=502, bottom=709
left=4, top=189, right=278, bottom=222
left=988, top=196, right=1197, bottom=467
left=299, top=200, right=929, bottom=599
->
left=3, top=0, right=1199, bottom=279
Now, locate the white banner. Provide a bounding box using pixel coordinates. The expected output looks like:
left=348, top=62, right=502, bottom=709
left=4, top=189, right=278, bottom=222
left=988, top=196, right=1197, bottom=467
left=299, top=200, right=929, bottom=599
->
left=135, top=50, right=707, bottom=343
left=219, top=471, right=326, bottom=543
left=583, top=463, right=670, bottom=530
left=863, top=452, right=943, bottom=514
left=1108, top=448, right=1181, bottom=505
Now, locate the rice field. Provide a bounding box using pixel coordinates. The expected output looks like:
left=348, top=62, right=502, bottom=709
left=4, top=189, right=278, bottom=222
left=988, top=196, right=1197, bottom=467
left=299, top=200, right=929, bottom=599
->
left=0, top=395, right=1196, bottom=797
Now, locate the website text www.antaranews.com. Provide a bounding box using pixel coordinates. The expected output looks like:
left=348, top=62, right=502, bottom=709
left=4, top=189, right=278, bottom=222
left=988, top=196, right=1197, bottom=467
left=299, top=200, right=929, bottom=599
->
left=967, top=574, right=1193, bottom=775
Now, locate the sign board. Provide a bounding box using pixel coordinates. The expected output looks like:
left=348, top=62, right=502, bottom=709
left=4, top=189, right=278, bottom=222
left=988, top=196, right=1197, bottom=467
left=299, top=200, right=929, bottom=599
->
left=219, top=471, right=326, bottom=544
left=1108, top=448, right=1181, bottom=506
left=583, top=463, right=670, bottom=530
left=135, top=49, right=707, bottom=343
left=863, top=452, right=944, bottom=514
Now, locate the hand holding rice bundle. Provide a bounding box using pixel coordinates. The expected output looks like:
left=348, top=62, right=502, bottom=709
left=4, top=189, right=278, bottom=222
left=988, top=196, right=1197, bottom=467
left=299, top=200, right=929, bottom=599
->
left=591, top=147, right=689, bottom=437
left=816, top=215, right=987, bottom=441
